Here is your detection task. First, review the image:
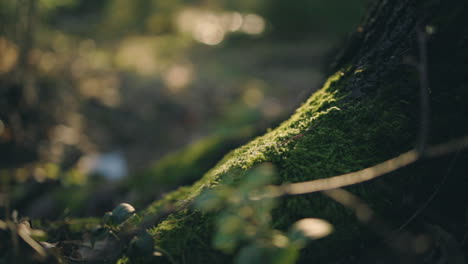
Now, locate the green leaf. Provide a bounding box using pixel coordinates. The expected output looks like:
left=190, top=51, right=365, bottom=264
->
left=235, top=244, right=267, bottom=264
left=273, top=244, right=301, bottom=264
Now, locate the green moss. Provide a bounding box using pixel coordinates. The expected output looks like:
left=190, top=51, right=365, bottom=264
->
left=142, top=69, right=416, bottom=263
left=116, top=256, right=130, bottom=264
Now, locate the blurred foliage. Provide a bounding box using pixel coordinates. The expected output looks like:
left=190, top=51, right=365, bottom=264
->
left=0, top=0, right=368, bottom=214
left=195, top=164, right=334, bottom=264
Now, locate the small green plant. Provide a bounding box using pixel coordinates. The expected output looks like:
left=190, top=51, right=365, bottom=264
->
left=104, top=203, right=137, bottom=226
left=196, top=163, right=334, bottom=264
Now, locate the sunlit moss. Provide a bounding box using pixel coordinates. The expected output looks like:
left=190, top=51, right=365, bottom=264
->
left=116, top=256, right=130, bottom=264
left=141, top=68, right=415, bottom=263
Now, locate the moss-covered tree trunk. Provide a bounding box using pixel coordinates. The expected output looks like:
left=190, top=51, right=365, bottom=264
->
left=132, top=0, right=468, bottom=263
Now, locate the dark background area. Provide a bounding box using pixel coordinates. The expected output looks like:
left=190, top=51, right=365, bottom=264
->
left=0, top=0, right=369, bottom=220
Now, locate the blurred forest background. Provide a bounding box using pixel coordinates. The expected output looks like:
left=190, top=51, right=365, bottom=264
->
left=0, top=0, right=369, bottom=222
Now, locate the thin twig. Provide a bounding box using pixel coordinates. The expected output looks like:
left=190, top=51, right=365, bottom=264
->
left=17, top=223, right=47, bottom=258
left=323, top=189, right=375, bottom=224
left=277, top=135, right=468, bottom=197
left=283, top=150, right=419, bottom=195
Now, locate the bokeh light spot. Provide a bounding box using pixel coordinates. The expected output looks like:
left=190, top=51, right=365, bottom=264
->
left=163, top=64, right=193, bottom=92
left=0, top=37, right=18, bottom=74
left=241, top=14, right=266, bottom=35
left=293, top=218, right=334, bottom=240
